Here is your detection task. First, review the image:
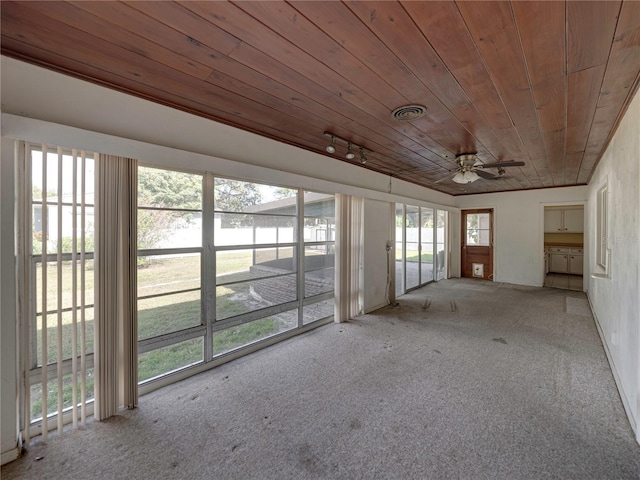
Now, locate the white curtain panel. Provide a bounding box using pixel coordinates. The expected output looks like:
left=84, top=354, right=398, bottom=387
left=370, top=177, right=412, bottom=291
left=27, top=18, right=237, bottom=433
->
left=335, top=194, right=364, bottom=322
left=95, top=154, right=138, bottom=420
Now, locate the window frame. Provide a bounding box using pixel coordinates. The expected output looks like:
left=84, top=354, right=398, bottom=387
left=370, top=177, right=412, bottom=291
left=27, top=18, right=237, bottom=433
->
left=136, top=169, right=336, bottom=386
left=595, top=182, right=609, bottom=275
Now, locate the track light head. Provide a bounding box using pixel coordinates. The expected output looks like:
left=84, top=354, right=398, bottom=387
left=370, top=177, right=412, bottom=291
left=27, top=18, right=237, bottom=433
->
left=323, top=132, right=372, bottom=165
left=346, top=143, right=355, bottom=160
left=325, top=136, right=336, bottom=153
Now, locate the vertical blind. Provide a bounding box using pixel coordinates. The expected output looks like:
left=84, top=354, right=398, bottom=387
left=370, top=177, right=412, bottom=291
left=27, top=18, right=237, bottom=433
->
left=19, top=143, right=98, bottom=441
left=95, top=154, right=138, bottom=420
left=18, top=143, right=139, bottom=441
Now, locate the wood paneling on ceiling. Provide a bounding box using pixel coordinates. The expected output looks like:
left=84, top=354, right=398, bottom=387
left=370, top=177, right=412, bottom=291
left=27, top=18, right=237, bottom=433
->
left=2, top=1, right=639, bottom=195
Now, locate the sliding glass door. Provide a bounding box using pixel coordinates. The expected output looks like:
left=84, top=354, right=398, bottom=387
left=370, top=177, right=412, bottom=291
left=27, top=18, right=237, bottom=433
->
left=420, top=207, right=435, bottom=285
left=405, top=205, right=420, bottom=290
left=396, top=204, right=448, bottom=297
left=436, top=210, right=447, bottom=281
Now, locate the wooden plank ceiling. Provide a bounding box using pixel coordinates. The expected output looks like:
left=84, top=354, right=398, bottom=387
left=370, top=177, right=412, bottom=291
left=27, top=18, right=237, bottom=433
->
left=2, top=1, right=639, bottom=195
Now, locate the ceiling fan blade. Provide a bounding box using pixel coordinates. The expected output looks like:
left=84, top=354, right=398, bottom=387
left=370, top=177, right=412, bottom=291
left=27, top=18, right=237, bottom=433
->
left=433, top=175, right=451, bottom=184
left=480, top=161, right=526, bottom=168
left=475, top=169, right=499, bottom=180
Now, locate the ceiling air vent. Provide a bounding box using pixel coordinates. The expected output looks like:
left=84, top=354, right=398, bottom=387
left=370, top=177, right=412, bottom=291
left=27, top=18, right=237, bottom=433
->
left=391, top=104, right=427, bottom=121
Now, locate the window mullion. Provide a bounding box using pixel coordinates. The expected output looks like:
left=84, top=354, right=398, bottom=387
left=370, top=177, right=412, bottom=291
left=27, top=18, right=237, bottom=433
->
left=203, top=173, right=216, bottom=361
left=297, top=189, right=304, bottom=327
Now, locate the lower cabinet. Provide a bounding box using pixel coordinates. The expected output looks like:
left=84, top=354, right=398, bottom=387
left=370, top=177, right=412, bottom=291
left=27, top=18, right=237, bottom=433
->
left=550, top=254, right=568, bottom=273
left=548, top=247, right=583, bottom=274
left=569, top=254, right=583, bottom=275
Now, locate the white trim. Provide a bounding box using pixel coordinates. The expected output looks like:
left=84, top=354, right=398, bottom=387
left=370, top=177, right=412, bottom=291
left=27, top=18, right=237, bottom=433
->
left=539, top=200, right=587, bottom=287
left=2, top=113, right=457, bottom=212
left=363, top=303, right=389, bottom=315
left=587, top=293, right=638, bottom=439
left=1, top=447, right=20, bottom=466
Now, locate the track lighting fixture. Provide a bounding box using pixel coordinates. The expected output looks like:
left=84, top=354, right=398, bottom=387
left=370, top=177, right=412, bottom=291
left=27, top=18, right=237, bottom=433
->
left=323, top=131, right=371, bottom=165
left=346, top=143, right=355, bottom=159
left=325, top=135, right=336, bottom=153
left=359, top=148, right=367, bottom=164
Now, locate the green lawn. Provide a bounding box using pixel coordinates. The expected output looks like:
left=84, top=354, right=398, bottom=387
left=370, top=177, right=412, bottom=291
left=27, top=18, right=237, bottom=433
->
left=402, top=250, right=434, bottom=263
left=30, top=249, right=299, bottom=419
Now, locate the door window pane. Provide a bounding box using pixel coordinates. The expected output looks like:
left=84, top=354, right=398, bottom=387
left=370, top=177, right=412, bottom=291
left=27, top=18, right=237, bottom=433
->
left=405, top=206, right=420, bottom=290
left=466, top=213, right=491, bottom=246
left=395, top=204, right=404, bottom=297
left=421, top=207, right=434, bottom=284
left=436, top=211, right=447, bottom=281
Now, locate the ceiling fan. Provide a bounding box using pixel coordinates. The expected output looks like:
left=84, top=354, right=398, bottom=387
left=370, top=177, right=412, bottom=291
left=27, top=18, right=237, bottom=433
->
left=436, top=153, right=525, bottom=184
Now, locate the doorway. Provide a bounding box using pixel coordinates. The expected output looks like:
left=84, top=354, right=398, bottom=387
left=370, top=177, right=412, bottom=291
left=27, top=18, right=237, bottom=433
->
left=395, top=204, right=448, bottom=297
left=461, top=209, right=493, bottom=280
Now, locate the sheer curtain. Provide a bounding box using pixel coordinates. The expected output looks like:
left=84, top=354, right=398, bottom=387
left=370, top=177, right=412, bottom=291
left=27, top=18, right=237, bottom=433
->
left=95, top=154, right=138, bottom=420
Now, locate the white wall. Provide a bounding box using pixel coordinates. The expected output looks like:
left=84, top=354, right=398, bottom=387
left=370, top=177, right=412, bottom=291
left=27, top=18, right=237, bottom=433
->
left=455, top=186, right=588, bottom=286
left=585, top=89, right=640, bottom=442
left=363, top=199, right=393, bottom=313
left=1, top=138, right=19, bottom=464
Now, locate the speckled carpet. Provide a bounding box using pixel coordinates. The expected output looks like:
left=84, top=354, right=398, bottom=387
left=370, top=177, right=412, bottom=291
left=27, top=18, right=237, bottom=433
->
left=3, top=279, right=639, bottom=479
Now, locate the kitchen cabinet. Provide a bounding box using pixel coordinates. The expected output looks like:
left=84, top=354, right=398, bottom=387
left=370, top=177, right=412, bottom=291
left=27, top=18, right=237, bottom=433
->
left=550, top=253, right=568, bottom=273
left=544, top=207, right=583, bottom=233
left=548, top=247, right=583, bottom=274
left=569, top=253, right=583, bottom=275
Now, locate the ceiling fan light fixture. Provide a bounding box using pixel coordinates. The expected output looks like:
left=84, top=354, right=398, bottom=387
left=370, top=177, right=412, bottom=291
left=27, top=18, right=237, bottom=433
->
left=325, top=136, right=336, bottom=153
left=345, top=143, right=355, bottom=160
left=452, top=170, right=480, bottom=184
left=452, top=171, right=466, bottom=184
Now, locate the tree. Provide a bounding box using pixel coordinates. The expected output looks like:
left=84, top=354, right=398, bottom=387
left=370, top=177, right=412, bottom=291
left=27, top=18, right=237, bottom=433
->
left=138, top=168, right=201, bottom=209
left=272, top=187, right=296, bottom=200
left=137, top=168, right=202, bottom=251
left=214, top=178, right=262, bottom=212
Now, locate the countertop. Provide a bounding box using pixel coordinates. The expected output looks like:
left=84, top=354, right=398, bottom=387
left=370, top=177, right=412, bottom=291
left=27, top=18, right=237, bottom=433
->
left=544, top=242, right=584, bottom=248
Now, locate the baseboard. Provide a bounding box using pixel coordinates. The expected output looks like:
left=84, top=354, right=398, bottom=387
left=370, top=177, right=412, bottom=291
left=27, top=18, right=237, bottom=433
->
left=1, top=446, right=20, bottom=466
left=586, top=293, right=638, bottom=441
left=363, top=302, right=390, bottom=314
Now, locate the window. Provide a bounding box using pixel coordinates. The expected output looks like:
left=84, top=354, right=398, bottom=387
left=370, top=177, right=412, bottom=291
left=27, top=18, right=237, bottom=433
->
left=137, top=171, right=335, bottom=384
left=466, top=213, right=491, bottom=246
left=20, top=150, right=336, bottom=437
left=595, top=183, right=609, bottom=274
left=24, top=143, right=96, bottom=433
left=137, top=167, right=204, bottom=382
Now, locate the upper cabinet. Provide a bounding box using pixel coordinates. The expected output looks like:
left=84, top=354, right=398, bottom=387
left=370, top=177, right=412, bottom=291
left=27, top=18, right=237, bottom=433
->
left=544, top=207, right=584, bottom=233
